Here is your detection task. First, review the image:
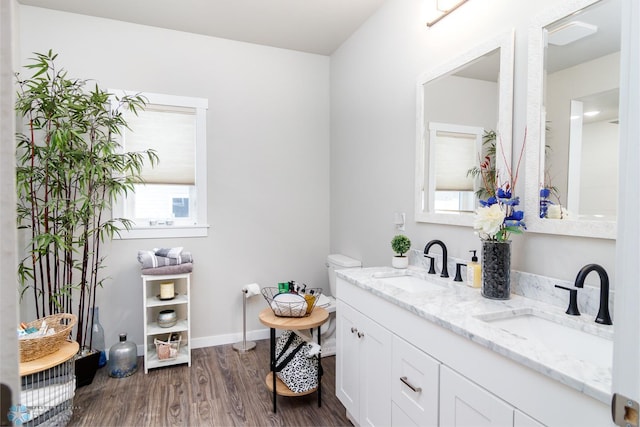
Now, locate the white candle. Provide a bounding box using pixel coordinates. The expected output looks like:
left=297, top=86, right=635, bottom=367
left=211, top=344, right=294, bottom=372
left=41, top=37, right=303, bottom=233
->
left=160, top=282, right=174, bottom=299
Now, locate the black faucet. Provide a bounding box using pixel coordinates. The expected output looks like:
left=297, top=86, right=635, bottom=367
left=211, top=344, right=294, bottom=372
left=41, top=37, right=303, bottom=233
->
left=574, top=264, right=612, bottom=325
left=424, top=240, right=449, bottom=278
left=554, top=285, right=580, bottom=315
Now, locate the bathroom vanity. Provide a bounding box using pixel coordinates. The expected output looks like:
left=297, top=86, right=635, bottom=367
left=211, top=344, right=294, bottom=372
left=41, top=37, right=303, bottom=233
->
left=335, top=268, right=612, bottom=427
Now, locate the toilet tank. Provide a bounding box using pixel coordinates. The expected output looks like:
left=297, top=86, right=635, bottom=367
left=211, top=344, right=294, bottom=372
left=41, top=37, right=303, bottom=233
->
left=326, top=254, right=361, bottom=297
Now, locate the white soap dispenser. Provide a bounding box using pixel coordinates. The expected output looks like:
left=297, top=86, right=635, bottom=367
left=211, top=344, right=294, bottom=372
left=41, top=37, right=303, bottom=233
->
left=467, top=250, right=481, bottom=288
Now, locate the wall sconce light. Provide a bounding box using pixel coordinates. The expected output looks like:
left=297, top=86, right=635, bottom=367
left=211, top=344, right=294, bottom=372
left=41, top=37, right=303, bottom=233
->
left=426, top=0, right=469, bottom=27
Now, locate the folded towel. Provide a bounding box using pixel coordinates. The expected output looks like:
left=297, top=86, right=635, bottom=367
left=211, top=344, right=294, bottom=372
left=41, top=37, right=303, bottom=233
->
left=137, top=251, right=193, bottom=269
left=141, top=263, right=193, bottom=275
left=154, top=247, right=183, bottom=259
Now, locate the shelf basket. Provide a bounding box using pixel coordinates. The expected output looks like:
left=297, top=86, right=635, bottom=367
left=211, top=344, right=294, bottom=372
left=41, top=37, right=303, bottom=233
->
left=261, top=287, right=323, bottom=318
left=19, top=313, right=77, bottom=363
left=154, top=334, right=182, bottom=361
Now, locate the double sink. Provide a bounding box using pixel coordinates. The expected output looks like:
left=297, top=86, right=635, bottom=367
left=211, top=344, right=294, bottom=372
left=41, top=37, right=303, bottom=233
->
left=370, top=270, right=613, bottom=370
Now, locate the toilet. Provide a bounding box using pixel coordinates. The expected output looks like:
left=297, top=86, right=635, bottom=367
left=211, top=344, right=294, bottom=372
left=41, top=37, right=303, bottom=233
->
left=314, top=254, right=361, bottom=356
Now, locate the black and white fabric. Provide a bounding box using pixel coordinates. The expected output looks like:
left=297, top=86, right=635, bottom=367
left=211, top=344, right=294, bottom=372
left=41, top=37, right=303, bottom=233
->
left=274, top=330, right=320, bottom=393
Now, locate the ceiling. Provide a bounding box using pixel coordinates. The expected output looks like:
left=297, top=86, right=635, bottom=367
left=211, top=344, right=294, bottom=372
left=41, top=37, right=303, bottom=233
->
left=17, top=0, right=386, bottom=55
left=546, top=0, right=620, bottom=73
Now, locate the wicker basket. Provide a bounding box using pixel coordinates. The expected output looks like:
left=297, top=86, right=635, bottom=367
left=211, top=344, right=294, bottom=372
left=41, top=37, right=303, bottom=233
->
left=19, top=313, right=77, bottom=363
left=154, top=334, right=182, bottom=361
left=261, top=287, right=322, bottom=317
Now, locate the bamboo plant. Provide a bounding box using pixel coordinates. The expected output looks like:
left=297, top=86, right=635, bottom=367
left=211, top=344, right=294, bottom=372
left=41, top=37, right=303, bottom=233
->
left=15, top=50, right=158, bottom=352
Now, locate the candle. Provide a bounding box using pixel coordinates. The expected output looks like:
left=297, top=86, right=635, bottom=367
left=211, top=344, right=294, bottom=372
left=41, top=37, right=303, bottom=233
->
left=160, top=282, right=174, bottom=299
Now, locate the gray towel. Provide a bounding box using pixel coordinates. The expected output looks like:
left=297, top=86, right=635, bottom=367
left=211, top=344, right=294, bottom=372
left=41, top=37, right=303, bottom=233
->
left=141, top=263, right=193, bottom=275
left=137, top=250, right=193, bottom=269
left=154, top=247, right=183, bottom=258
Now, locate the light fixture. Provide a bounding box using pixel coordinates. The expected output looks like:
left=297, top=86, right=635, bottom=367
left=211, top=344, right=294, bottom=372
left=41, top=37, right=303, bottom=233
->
left=547, top=21, right=597, bottom=46
left=426, top=0, right=469, bottom=27
left=584, top=110, right=600, bottom=117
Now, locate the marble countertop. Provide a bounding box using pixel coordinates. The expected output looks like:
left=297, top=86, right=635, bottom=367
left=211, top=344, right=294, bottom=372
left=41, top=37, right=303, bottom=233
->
left=336, top=266, right=613, bottom=404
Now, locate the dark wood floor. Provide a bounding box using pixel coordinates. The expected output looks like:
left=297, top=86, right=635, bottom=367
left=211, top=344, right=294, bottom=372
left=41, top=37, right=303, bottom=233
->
left=70, top=339, right=352, bottom=426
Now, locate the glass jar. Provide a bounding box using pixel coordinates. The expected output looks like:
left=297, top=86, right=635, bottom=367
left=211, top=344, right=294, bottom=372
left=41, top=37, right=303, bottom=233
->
left=107, top=333, right=138, bottom=378
left=91, top=307, right=107, bottom=367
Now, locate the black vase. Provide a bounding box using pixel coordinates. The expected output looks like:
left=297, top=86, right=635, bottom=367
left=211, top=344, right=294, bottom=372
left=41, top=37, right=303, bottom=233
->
left=75, top=350, right=100, bottom=388
left=481, top=240, right=511, bottom=300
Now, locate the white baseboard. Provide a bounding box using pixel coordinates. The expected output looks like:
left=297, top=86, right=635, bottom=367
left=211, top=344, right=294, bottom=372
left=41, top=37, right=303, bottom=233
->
left=135, top=327, right=272, bottom=356
left=190, top=328, right=271, bottom=349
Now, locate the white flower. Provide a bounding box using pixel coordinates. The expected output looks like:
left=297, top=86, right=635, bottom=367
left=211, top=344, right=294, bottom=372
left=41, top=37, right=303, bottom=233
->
left=546, top=204, right=569, bottom=219
left=474, top=204, right=505, bottom=237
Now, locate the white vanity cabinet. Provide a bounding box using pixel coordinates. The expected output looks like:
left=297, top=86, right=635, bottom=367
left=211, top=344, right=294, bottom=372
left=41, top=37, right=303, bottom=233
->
left=514, top=411, right=545, bottom=427
left=440, top=365, right=513, bottom=426
left=142, top=273, right=191, bottom=373
left=440, top=366, right=547, bottom=427
left=335, top=276, right=610, bottom=427
left=336, top=300, right=392, bottom=427
left=391, top=336, right=439, bottom=427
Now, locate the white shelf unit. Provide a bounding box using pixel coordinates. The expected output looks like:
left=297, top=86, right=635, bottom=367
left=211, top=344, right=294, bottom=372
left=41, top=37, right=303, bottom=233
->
left=142, top=273, right=191, bottom=373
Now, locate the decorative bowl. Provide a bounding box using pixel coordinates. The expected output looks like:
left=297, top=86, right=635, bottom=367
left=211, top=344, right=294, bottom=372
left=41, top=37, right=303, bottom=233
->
left=157, top=309, right=177, bottom=328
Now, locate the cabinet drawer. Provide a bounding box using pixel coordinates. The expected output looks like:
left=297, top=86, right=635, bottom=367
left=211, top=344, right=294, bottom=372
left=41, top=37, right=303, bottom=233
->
left=392, top=335, right=439, bottom=426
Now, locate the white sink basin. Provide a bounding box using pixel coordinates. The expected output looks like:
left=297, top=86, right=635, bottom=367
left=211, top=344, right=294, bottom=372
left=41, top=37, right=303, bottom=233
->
left=371, top=272, right=446, bottom=293
left=476, top=308, right=613, bottom=369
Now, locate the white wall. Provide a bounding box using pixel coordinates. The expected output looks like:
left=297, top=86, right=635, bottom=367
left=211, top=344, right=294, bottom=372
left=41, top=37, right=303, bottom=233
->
left=547, top=52, right=620, bottom=207
left=1, top=0, right=19, bottom=410
left=330, top=0, right=616, bottom=284
left=18, top=6, right=331, bottom=350
left=580, top=120, right=619, bottom=215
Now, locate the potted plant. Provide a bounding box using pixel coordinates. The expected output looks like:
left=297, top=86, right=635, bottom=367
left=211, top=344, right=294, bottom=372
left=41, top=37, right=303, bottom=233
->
left=391, top=234, right=411, bottom=269
left=15, top=51, right=157, bottom=386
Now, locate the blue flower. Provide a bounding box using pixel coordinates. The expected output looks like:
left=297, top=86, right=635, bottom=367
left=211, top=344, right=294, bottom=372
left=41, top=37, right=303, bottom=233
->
left=506, top=210, right=524, bottom=221
left=540, top=188, right=551, bottom=198
left=504, top=219, right=526, bottom=229
left=496, top=188, right=512, bottom=199
left=500, top=196, right=520, bottom=206
left=479, top=196, right=497, bottom=207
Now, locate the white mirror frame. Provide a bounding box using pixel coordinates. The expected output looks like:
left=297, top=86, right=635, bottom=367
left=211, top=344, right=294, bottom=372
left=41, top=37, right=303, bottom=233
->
left=415, top=29, right=515, bottom=226
left=524, top=0, right=617, bottom=239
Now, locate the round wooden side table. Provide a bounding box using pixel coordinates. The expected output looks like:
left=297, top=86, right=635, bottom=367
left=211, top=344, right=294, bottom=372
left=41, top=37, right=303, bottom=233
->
left=259, top=307, right=329, bottom=413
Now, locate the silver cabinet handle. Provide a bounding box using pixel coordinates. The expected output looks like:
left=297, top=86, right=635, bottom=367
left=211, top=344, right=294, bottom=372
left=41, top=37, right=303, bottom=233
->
left=400, top=376, right=422, bottom=393
left=357, top=332, right=364, bottom=338
left=351, top=327, right=358, bottom=334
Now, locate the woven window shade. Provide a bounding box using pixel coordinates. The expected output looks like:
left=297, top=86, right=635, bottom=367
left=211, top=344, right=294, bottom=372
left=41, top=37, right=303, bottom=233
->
left=434, top=131, right=476, bottom=191
left=124, top=105, right=196, bottom=185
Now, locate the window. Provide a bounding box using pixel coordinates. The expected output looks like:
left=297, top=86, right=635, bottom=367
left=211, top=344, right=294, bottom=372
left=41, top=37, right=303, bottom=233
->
left=427, top=122, right=483, bottom=213
left=112, top=91, right=209, bottom=238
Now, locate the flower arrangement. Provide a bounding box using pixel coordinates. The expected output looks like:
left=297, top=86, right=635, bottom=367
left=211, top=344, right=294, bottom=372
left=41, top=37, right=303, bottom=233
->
left=473, top=131, right=527, bottom=242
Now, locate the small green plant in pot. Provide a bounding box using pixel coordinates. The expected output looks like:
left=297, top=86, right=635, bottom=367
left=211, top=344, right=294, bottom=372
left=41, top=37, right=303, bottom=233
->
left=391, top=234, right=411, bottom=269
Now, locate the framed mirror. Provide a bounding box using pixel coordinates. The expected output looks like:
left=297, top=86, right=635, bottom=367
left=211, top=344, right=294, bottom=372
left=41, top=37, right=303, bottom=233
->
left=415, top=30, right=515, bottom=225
left=524, top=0, right=620, bottom=239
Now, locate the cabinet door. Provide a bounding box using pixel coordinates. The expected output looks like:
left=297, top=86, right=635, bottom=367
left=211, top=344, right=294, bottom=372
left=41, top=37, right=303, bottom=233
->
left=359, top=309, right=392, bottom=427
left=392, top=402, right=419, bottom=427
left=440, top=366, right=514, bottom=427
left=336, top=300, right=362, bottom=420
left=392, top=336, right=439, bottom=427
left=514, top=410, right=545, bottom=427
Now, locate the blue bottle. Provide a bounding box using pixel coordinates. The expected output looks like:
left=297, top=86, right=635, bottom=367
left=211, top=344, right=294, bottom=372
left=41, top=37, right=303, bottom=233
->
left=91, top=307, right=107, bottom=367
